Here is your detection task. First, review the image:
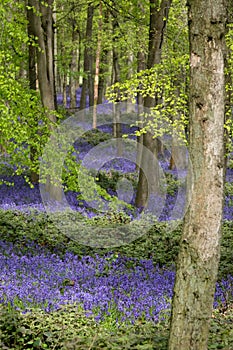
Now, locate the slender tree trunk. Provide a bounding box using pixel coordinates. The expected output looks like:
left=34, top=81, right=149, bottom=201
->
left=93, top=1, right=102, bottom=128
left=126, top=53, right=135, bottom=112
left=111, top=13, right=122, bottom=155
left=62, top=74, right=67, bottom=107
left=169, top=135, right=187, bottom=170
left=135, top=0, right=172, bottom=208
left=70, top=20, right=80, bottom=109
left=97, top=48, right=108, bottom=104
left=169, top=65, right=188, bottom=169
left=136, top=49, right=146, bottom=170
left=80, top=4, right=94, bottom=110
left=53, top=2, right=58, bottom=102
left=97, top=9, right=110, bottom=104
left=169, top=109, right=188, bottom=170
left=168, top=0, right=227, bottom=348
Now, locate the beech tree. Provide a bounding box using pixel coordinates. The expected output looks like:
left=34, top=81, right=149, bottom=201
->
left=168, top=0, right=227, bottom=348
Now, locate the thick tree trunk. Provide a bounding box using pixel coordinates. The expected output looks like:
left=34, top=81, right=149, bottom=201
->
left=28, top=0, right=63, bottom=201
left=135, top=0, right=172, bottom=208
left=168, top=0, right=227, bottom=349
left=28, top=0, right=56, bottom=118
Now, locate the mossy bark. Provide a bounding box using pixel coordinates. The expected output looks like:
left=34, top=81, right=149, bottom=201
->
left=168, top=0, right=227, bottom=349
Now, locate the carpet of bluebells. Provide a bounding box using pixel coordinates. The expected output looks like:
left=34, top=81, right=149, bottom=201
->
left=0, top=240, right=174, bottom=323
left=1, top=103, right=233, bottom=325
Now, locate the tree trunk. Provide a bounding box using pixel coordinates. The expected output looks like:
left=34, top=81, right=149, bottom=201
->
left=169, top=122, right=187, bottom=170
left=168, top=0, right=227, bottom=349
left=135, top=0, right=172, bottom=208
left=40, top=0, right=57, bottom=111
left=80, top=4, right=94, bottom=110
left=62, top=74, right=67, bottom=107
left=93, top=1, right=102, bottom=128
left=111, top=13, right=122, bottom=155
left=98, top=9, right=110, bottom=104
left=97, top=48, right=108, bottom=104
left=28, top=0, right=56, bottom=118
left=136, top=49, right=146, bottom=170
left=28, top=0, right=63, bottom=201
left=70, top=20, right=80, bottom=109
left=126, top=53, right=135, bottom=112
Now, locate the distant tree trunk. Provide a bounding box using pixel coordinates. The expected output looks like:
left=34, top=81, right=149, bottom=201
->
left=112, top=13, right=122, bottom=155
left=168, top=0, right=227, bottom=349
left=136, top=0, right=146, bottom=171
left=80, top=4, right=94, bottom=110
left=53, top=2, right=58, bottom=101
left=126, top=53, right=135, bottom=113
left=169, top=64, right=188, bottom=169
left=136, top=49, right=146, bottom=170
left=93, top=1, right=102, bottom=128
left=98, top=9, right=110, bottom=104
left=62, top=74, right=67, bottom=107
left=169, top=111, right=188, bottom=170
left=135, top=0, right=172, bottom=208
left=97, top=47, right=108, bottom=104
left=169, top=135, right=187, bottom=170
left=88, top=57, right=95, bottom=108
left=69, top=20, right=80, bottom=109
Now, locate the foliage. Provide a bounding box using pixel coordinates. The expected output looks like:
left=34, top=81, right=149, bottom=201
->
left=0, top=0, right=55, bottom=187
left=208, top=307, right=233, bottom=350
left=106, top=55, right=189, bottom=143
left=0, top=209, right=232, bottom=279
left=0, top=303, right=170, bottom=350
left=219, top=221, right=233, bottom=278
left=95, top=168, right=138, bottom=192
left=82, top=128, right=112, bottom=146
left=224, top=23, right=233, bottom=154
left=0, top=291, right=233, bottom=349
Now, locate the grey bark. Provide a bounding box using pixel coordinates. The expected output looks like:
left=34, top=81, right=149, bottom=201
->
left=168, top=0, right=227, bottom=348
